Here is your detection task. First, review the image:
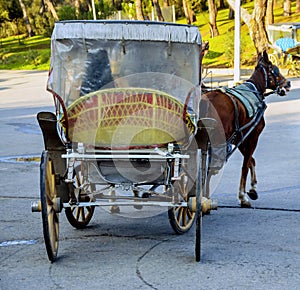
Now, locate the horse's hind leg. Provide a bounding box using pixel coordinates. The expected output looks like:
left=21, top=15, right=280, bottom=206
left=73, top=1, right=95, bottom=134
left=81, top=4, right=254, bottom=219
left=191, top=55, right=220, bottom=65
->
left=238, top=155, right=252, bottom=208
left=238, top=143, right=258, bottom=207
left=238, top=118, right=264, bottom=207
left=248, top=157, right=258, bottom=200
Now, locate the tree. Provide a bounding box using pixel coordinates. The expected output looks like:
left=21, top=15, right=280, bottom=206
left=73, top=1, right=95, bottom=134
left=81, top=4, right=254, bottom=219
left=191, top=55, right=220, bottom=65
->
left=44, top=0, right=59, bottom=21
left=0, top=1, right=9, bottom=23
left=219, top=0, right=226, bottom=9
left=18, top=0, right=34, bottom=36
left=266, top=0, right=274, bottom=25
left=7, top=0, right=23, bottom=39
left=283, top=0, right=291, bottom=16
left=226, top=0, right=269, bottom=53
left=8, top=0, right=22, bottom=21
left=208, top=0, right=219, bottom=37
left=136, top=0, right=145, bottom=20
left=297, top=0, right=300, bottom=13
left=153, top=0, right=164, bottom=21
left=251, top=0, right=269, bottom=52
left=182, top=0, right=196, bottom=24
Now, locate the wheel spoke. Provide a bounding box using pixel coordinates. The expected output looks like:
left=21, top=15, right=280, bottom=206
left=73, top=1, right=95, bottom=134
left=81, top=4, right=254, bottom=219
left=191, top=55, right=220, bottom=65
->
left=177, top=207, right=183, bottom=225
left=65, top=164, right=95, bottom=229
left=182, top=208, right=187, bottom=226
left=75, top=207, right=80, bottom=221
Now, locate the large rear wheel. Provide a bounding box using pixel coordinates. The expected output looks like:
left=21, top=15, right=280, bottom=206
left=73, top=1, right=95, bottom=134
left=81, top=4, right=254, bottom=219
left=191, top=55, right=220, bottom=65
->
left=195, top=149, right=207, bottom=262
left=40, top=150, right=60, bottom=262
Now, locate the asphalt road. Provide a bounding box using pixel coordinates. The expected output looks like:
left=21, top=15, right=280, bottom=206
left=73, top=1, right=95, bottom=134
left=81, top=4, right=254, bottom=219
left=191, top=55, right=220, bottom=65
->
left=0, top=70, right=299, bottom=290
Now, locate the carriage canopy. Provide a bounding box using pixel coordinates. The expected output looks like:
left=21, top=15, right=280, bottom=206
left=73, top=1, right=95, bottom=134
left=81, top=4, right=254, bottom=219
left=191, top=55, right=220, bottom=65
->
left=47, top=21, right=202, bottom=148
left=47, top=20, right=202, bottom=107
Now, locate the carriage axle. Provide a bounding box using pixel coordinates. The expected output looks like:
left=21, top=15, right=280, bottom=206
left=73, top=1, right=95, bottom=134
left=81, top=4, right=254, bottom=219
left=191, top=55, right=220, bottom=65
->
left=31, top=197, right=61, bottom=213
left=188, top=196, right=218, bottom=214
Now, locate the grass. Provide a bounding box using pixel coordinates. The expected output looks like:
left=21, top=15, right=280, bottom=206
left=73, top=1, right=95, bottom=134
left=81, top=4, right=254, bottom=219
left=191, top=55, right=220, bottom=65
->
left=0, top=35, right=50, bottom=70
left=0, top=2, right=300, bottom=70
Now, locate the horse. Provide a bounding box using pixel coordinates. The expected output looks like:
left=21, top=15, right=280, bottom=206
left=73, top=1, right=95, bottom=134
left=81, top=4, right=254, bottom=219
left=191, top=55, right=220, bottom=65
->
left=196, top=50, right=291, bottom=208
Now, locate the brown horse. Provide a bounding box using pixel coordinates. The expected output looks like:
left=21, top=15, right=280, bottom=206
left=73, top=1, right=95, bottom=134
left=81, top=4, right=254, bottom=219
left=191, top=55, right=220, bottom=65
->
left=196, top=51, right=291, bottom=208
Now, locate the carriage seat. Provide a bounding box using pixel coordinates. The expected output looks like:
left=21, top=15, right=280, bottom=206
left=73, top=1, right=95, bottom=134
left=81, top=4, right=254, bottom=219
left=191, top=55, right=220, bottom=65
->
left=274, top=38, right=296, bottom=53
left=60, top=88, right=196, bottom=148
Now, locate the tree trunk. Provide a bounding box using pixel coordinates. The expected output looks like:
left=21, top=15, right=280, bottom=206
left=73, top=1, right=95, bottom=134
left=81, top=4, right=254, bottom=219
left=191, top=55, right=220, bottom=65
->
left=182, top=0, right=196, bottom=24
left=226, top=0, right=269, bottom=53
left=226, top=0, right=251, bottom=27
left=153, top=0, right=164, bottom=21
left=283, top=0, right=291, bottom=16
left=228, top=8, right=234, bottom=19
left=208, top=0, right=219, bottom=37
left=220, top=0, right=226, bottom=9
left=297, top=0, right=300, bottom=13
left=45, top=0, right=59, bottom=21
left=136, top=0, right=145, bottom=20
left=75, top=0, right=80, bottom=17
left=18, top=0, right=34, bottom=37
left=250, top=0, right=269, bottom=53
left=266, top=0, right=274, bottom=25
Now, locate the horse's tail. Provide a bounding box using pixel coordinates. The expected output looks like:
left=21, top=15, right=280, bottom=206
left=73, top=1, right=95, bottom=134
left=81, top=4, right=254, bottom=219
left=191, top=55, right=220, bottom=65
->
left=196, top=95, right=212, bottom=149
left=196, top=93, right=227, bottom=171
left=199, top=94, right=210, bottom=118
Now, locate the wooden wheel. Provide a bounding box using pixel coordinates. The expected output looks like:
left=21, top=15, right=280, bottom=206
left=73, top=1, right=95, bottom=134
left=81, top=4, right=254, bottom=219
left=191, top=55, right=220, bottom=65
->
left=195, top=149, right=206, bottom=262
left=40, top=150, right=60, bottom=262
left=65, top=164, right=95, bottom=229
left=168, top=157, right=196, bottom=234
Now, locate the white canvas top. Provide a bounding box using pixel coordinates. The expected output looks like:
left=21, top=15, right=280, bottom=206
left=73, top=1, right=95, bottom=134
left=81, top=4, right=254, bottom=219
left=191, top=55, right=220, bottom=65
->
left=52, top=20, right=202, bottom=44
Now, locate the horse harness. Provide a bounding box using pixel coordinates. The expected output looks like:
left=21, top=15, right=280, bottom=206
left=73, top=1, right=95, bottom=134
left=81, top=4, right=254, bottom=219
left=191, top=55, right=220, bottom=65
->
left=221, top=61, right=284, bottom=160
left=220, top=82, right=267, bottom=161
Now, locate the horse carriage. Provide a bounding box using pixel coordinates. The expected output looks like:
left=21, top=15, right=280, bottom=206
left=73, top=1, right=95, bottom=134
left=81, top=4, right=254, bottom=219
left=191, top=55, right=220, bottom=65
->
left=31, top=20, right=214, bottom=262
left=32, top=20, right=291, bottom=263
left=267, top=22, right=300, bottom=76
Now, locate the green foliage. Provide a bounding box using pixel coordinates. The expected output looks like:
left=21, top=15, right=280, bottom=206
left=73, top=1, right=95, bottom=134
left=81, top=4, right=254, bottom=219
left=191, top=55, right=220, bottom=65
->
left=58, top=5, right=77, bottom=20
left=8, top=0, right=23, bottom=21
left=33, top=13, right=55, bottom=37
left=96, top=0, right=117, bottom=19
left=122, top=1, right=137, bottom=20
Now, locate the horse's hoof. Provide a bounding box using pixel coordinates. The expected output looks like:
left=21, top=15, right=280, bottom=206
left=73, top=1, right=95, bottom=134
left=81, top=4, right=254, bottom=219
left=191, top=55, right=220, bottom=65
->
left=240, top=200, right=251, bottom=208
left=247, top=189, right=258, bottom=200
left=110, top=205, right=120, bottom=214
left=134, top=204, right=143, bottom=210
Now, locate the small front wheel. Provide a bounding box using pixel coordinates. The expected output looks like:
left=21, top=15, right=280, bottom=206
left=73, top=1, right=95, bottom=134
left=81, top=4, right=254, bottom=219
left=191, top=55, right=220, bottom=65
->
left=65, top=164, right=95, bottom=229
left=168, top=166, right=196, bottom=234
